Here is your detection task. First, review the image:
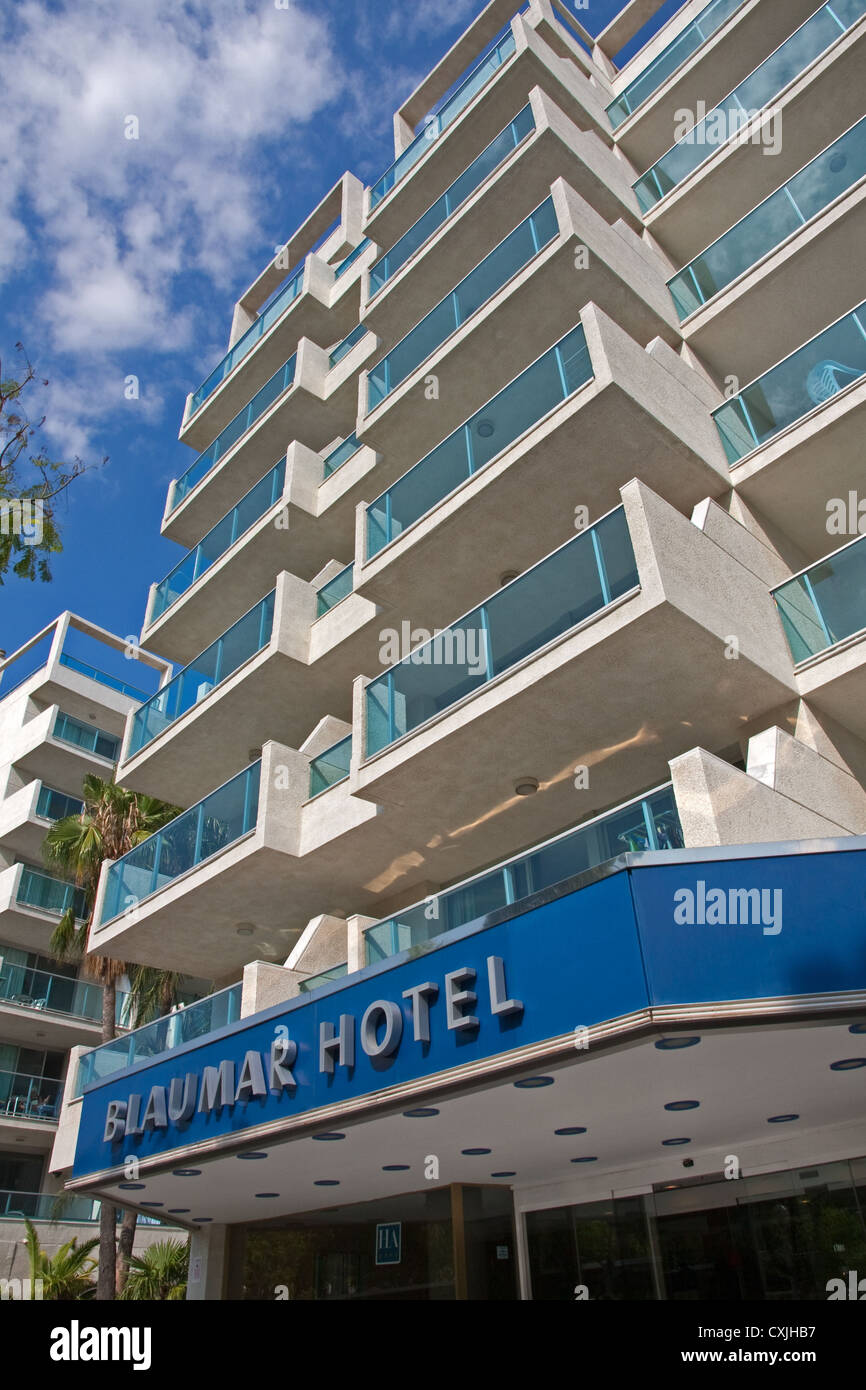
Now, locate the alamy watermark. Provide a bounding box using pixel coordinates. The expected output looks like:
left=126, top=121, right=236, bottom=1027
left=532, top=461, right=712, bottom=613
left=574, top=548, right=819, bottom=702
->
left=673, top=102, right=782, bottom=157
left=0, top=497, right=44, bottom=545
left=674, top=880, right=782, bottom=935
left=379, top=621, right=489, bottom=677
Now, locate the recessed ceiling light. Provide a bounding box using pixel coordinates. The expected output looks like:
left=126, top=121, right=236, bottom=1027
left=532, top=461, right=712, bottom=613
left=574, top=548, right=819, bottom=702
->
left=172, top=1169, right=201, bottom=1177
left=237, top=1152, right=268, bottom=1160
left=767, top=1114, right=799, bottom=1123
left=403, top=1107, right=439, bottom=1117
left=314, top=1180, right=340, bottom=1186
left=313, top=1132, right=346, bottom=1141
left=830, top=1057, right=866, bottom=1070
left=236, top=925, right=255, bottom=937
left=119, top=1182, right=145, bottom=1190
left=255, top=1193, right=280, bottom=1199
left=461, top=1147, right=492, bottom=1155
left=140, top=1202, right=164, bottom=1208
left=382, top=1164, right=410, bottom=1172
left=665, top=1101, right=700, bottom=1111
left=570, top=1156, right=598, bottom=1164
left=514, top=777, right=538, bottom=797
left=192, top=1217, right=213, bottom=1223
left=555, top=1126, right=587, bottom=1135
left=167, top=1208, right=190, bottom=1214
left=662, top=1137, right=691, bottom=1146
left=514, top=1076, right=554, bottom=1088
left=848, top=1022, right=866, bottom=1035
left=491, top=1171, right=516, bottom=1178
left=655, top=1037, right=700, bottom=1050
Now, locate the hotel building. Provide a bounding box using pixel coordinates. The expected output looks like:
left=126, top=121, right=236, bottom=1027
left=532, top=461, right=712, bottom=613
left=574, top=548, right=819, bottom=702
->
left=55, top=0, right=866, bottom=1300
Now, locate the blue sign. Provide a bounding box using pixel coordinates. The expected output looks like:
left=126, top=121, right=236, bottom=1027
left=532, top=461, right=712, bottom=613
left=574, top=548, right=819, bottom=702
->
left=375, top=1223, right=401, bottom=1266
left=72, top=846, right=866, bottom=1179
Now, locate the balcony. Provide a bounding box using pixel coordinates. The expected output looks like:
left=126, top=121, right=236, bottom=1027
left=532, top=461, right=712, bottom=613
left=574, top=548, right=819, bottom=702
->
left=352, top=479, right=797, bottom=852
left=0, top=613, right=167, bottom=725
left=309, top=736, right=352, bottom=798
left=368, top=198, right=559, bottom=412
left=364, top=88, right=641, bottom=348
left=0, top=962, right=108, bottom=1049
left=364, top=784, right=683, bottom=965
left=606, top=0, right=745, bottom=130
left=128, top=592, right=276, bottom=759
left=75, top=983, right=242, bottom=1092
left=120, top=571, right=379, bottom=805
left=774, top=536, right=865, bottom=663
left=364, top=10, right=612, bottom=246
left=359, top=176, right=679, bottom=464
left=0, top=1071, right=63, bottom=1131
left=17, top=866, right=87, bottom=920
left=369, top=21, right=519, bottom=212
left=364, top=507, right=638, bottom=755
left=634, top=0, right=866, bottom=214
left=667, top=118, right=866, bottom=378
left=774, top=535, right=866, bottom=744
left=163, top=329, right=377, bottom=550
left=53, top=710, right=119, bottom=762
left=357, top=307, right=728, bottom=630
left=98, top=761, right=261, bottom=928
left=608, top=0, right=828, bottom=169
left=0, top=1190, right=102, bottom=1222
left=714, top=302, right=866, bottom=559
left=638, top=1, right=866, bottom=264
left=0, top=780, right=83, bottom=863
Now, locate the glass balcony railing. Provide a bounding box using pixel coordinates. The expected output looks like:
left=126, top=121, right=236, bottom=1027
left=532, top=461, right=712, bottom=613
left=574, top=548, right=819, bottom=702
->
left=52, top=710, right=120, bottom=762
left=17, top=867, right=88, bottom=920
left=606, top=0, right=744, bottom=128
left=369, top=22, right=518, bottom=209
left=634, top=0, right=865, bottom=212
left=171, top=353, right=296, bottom=510
left=99, top=761, right=261, bottom=925
left=369, top=106, right=535, bottom=297
left=366, top=506, right=638, bottom=756
left=0, top=1189, right=103, bottom=1221
left=713, top=301, right=866, bottom=463
left=298, top=962, right=348, bottom=993
left=773, top=534, right=866, bottom=663
left=334, top=238, right=372, bottom=278
left=329, top=323, right=368, bottom=368
left=153, top=458, right=285, bottom=621
left=188, top=266, right=306, bottom=418
left=366, top=323, right=593, bottom=556
left=366, top=784, right=683, bottom=963
left=308, top=736, right=352, bottom=798
left=75, top=983, right=243, bottom=1092
left=57, top=652, right=148, bottom=701
left=35, top=786, right=84, bottom=822
left=316, top=565, right=353, bottom=617
left=667, top=118, right=866, bottom=320
left=0, top=963, right=103, bottom=1022
left=0, top=1071, right=63, bottom=1121
left=367, top=197, right=558, bottom=411
left=129, top=592, right=276, bottom=757
left=322, top=434, right=361, bottom=479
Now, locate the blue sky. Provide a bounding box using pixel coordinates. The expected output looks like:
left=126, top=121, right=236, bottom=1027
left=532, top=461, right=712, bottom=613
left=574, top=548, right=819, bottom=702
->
left=0, top=0, right=676, bottom=662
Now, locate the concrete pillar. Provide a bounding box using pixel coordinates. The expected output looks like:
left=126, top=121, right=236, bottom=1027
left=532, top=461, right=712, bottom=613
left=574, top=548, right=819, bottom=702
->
left=186, top=1223, right=230, bottom=1301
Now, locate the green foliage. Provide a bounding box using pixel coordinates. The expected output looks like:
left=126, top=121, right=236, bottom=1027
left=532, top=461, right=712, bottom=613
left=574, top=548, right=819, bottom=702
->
left=23, top=1218, right=98, bottom=1299
left=118, top=1239, right=189, bottom=1300
left=0, top=345, right=99, bottom=584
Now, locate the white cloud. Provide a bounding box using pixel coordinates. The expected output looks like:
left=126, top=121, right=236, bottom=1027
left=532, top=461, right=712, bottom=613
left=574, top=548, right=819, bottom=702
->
left=0, top=0, right=342, bottom=449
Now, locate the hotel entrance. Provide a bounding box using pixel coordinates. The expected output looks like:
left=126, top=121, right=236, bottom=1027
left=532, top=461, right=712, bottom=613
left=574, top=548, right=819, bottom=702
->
left=230, top=1185, right=518, bottom=1301
left=525, top=1157, right=866, bottom=1300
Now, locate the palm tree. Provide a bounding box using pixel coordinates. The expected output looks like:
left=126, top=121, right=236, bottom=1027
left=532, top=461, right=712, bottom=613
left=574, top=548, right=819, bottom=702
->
left=24, top=1218, right=98, bottom=1299
left=42, top=774, right=181, bottom=1301
left=118, top=1239, right=188, bottom=1300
